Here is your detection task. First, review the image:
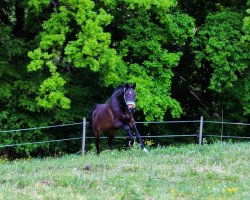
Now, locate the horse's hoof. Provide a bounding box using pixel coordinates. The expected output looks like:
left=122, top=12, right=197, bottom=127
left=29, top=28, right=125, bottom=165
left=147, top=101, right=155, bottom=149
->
left=84, top=165, right=91, bottom=171
left=143, top=148, right=149, bottom=154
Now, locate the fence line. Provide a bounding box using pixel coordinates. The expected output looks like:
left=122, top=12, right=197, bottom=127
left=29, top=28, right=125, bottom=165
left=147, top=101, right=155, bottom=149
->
left=0, top=118, right=249, bottom=150
left=204, top=121, right=250, bottom=126
left=85, top=134, right=199, bottom=139
left=0, top=135, right=199, bottom=148
left=0, top=120, right=248, bottom=135
left=0, top=137, right=82, bottom=148
left=203, top=135, right=250, bottom=139
left=0, top=120, right=200, bottom=134
left=135, top=120, right=200, bottom=124
left=0, top=122, right=86, bottom=134
left=1, top=134, right=249, bottom=149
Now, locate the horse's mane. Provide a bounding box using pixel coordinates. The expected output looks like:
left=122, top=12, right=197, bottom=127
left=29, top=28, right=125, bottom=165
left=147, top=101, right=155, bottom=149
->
left=109, top=84, right=124, bottom=99
left=113, top=84, right=124, bottom=93
left=109, top=84, right=126, bottom=109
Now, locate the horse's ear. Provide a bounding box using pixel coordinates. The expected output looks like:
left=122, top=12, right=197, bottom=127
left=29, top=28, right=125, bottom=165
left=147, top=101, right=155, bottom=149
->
left=124, top=83, right=136, bottom=89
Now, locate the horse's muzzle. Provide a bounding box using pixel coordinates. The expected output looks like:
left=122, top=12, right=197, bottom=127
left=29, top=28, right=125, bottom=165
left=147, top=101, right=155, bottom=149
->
left=127, top=103, right=136, bottom=113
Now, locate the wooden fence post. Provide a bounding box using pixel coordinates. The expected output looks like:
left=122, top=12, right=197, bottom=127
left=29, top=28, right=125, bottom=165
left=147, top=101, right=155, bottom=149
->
left=82, top=118, right=86, bottom=155
left=199, top=116, right=204, bottom=146
left=221, top=110, right=224, bottom=142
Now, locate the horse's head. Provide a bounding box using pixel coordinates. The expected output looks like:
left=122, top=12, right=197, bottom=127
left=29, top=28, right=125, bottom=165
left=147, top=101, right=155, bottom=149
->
left=123, top=83, right=136, bottom=113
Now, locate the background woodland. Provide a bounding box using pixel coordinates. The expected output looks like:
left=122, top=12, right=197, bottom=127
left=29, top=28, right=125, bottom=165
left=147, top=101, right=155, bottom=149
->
left=0, top=0, right=249, bottom=157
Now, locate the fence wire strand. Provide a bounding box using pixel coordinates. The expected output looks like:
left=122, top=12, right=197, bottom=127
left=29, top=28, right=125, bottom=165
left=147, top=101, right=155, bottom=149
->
left=203, top=135, right=250, bottom=139
left=0, top=122, right=87, bottom=133
left=136, top=120, right=200, bottom=124
left=204, top=121, right=250, bottom=126
left=0, top=135, right=200, bottom=148
left=0, top=137, right=82, bottom=148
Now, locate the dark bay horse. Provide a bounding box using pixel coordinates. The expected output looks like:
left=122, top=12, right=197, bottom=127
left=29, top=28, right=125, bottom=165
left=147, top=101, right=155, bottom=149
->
left=90, top=83, right=148, bottom=154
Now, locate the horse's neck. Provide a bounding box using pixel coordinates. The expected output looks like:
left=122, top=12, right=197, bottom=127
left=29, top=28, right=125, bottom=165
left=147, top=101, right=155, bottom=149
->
left=110, top=92, right=126, bottom=114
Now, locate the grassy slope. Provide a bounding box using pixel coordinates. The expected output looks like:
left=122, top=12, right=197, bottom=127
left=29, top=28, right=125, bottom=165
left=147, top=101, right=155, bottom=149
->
left=0, top=142, right=249, bottom=200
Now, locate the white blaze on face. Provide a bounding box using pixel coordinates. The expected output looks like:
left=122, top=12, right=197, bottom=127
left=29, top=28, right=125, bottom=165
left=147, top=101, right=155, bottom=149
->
left=124, top=89, right=136, bottom=109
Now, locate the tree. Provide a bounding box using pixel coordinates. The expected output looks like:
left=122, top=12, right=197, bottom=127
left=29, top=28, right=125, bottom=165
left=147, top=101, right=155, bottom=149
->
left=28, top=0, right=195, bottom=121
left=190, top=9, right=249, bottom=121
left=192, top=10, right=247, bottom=92
left=240, top=0, right=250, bottom=115
left=1, top=0, right=248, bottom=157
left=0, top=0, right=98, bottom=157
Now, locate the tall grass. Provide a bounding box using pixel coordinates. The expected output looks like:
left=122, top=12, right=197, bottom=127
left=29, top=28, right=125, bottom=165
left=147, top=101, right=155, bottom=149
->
left=0, top=142, right=249, bottom=200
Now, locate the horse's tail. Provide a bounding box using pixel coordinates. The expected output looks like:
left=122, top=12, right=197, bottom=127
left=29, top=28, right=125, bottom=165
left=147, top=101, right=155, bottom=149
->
left=88, top=104, right=98, bottom=134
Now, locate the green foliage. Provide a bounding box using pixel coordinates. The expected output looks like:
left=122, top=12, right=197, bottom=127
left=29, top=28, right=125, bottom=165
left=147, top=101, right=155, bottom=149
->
left=28, top=0, right=195, bottom=121
left=239, top=1, right=250, bottom=115
left=0, top=0, right=249, bottom=157
left=242, top=1, right=250, bottom=45
left=115, top=3, right=194, bottom=120
left=192, top=10, right=248, bottom=92
left=0, top=0, right=91, bottom=157
left=0, top=25, right=27, bottom=61
left=28, top=0, right=123, bottom=110
left=190, top=8, right=249, bottom=118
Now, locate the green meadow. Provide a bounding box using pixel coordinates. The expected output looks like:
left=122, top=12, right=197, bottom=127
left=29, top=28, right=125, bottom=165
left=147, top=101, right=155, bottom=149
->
left=0, top=142, right=249, bottom=200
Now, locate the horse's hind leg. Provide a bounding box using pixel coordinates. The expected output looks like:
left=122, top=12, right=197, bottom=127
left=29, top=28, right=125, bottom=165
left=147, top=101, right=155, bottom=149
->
left=108, top=133, right=115, bottom=150
left=95, top=138, right=100, bottom=155
left=94, top=131, right=101, bottom=155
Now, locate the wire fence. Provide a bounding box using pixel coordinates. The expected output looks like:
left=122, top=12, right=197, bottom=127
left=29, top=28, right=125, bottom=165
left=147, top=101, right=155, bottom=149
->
left=0, top=122, right=84, bottom=134
left=0, top=117, right=249, bottom=149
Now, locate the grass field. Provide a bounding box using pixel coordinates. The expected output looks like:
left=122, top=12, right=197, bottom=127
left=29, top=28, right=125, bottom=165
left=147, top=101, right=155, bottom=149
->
left=0, top=142, right=249, bottom=200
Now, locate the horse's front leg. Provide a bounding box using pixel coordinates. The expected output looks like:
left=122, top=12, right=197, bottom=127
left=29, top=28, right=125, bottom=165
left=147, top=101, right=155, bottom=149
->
left=119, top=124, right=134, bottom=148
left=125, top=125, right=135, bottom=148
left=115, top=118, right=135, bottom=148
left=130, top=119, right=148, bottom=153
